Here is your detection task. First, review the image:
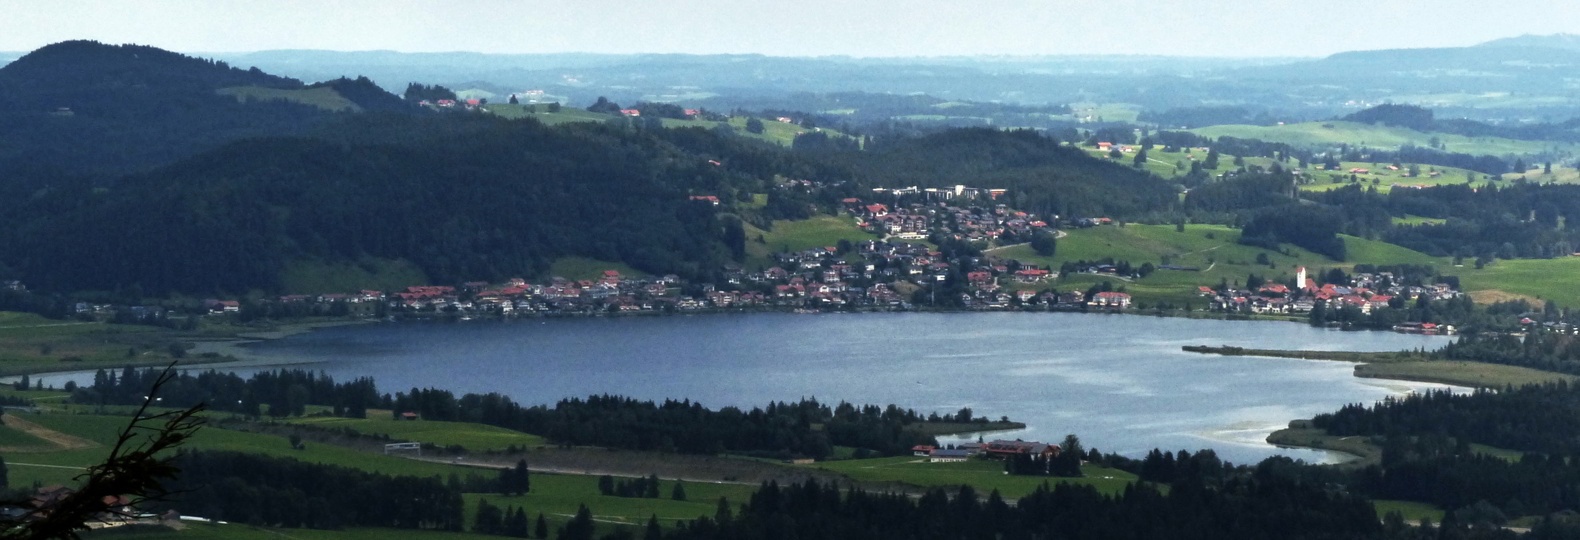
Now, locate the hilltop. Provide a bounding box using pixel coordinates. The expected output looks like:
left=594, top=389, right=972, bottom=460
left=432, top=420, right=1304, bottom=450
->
left=0, top=40, right=413, bottom=180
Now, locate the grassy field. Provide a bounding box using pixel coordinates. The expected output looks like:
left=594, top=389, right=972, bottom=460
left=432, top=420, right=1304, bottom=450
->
left=285, top=416, right=547, bottom=452
left=9, top=412, right=489, bottom=487
left=83, top=522, right=509, bottom=540
left=1391, top=215, right=1447, bottom=226
left=1298, top=161, right=1495, bottom=194
left=485, top=104, right=610, bottom=125
left=1190, top=121, right=1580, bottom=157
left=548, top=257, right=644, bottom=281
left=0, top=422, right=52, bottom=448
left=280, top=257, right=429, bottom=295
left=482, top=104, right=852, bottom=148
left=808, top=456, right=1137, bottom=499
left=0, top=312, right=179, bottom=377
left=1503, top=163, right=1580, bottom=184
left=1266, top=421, right=1382, bottom=466
left=1068, top=102, right=1143, bottom=124
left=990, top=223, right=1439, bottom=307
left=1469, top=443, right=1525, bottom=462
left=1373, top=499, right=1446, bottom=523
left=1353, top=361, right=1578, bottom=388
left=216, top=86, right=359, bottom=112
left=463, top=474, right=757, bottom=528
left=1450, top=257, right=1580, bottom=305
left=744, top=216, right=878, bottom=270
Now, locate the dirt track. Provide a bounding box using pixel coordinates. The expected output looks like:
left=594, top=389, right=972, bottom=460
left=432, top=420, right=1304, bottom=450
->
left=0, top=414, right=99, bottom=452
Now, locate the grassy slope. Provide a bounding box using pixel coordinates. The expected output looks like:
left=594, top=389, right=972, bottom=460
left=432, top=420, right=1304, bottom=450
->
left=1354, top=361, right=1578, bottom=388
left=808, top=455, right=1137, bottom=499
left=548, top=256, right=643, bottom=281
left=1299, top=161, right=1498, bottom=194
left=463, top=475, right=757, bottom=528
left=1190, top=121, right=1580, bottom=157
left=1450, top=257, right=1580, bottom=304
left=216, top=86, right=359, bottom=112
left=83, top=522, right=506, bottom=539
left=0, top=313, right=178, bottom=377
left=483, top=104, right=852, bottom=148
left=743, top=216, right=879, bottom=271
left=285, top=416, right=547, bottom=451
left=12, top=413, right=485, bottom=487
left=280, top=257, right=429, bottom=294
left=992, top=224, right=1439, bottom=307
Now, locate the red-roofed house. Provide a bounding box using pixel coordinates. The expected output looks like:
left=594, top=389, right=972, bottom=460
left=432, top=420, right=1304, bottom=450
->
left=1092, top=292, right=1132, bottom=308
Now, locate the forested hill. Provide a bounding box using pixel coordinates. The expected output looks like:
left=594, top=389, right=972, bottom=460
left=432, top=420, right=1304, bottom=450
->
left=852, top=128, right=1178, bottom=218
left=0, top=42, right=1184, bottom=297
left=2, top=114, right=781, bottom=295
left=0, top=40, right=410, bottom=180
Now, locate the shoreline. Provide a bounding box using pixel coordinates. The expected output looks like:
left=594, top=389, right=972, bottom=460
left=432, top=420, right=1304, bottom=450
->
left=182, top=319, right=376, bottom=369
left=1182, top=345, right=1579, bottom=460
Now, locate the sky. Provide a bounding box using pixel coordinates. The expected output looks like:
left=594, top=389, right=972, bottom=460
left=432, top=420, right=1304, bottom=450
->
left=3, top=0, right=1578, bottom=58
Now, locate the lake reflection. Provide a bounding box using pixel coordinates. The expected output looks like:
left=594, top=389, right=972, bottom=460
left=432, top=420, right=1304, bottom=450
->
left=105, top=312, right=1469, bottom=464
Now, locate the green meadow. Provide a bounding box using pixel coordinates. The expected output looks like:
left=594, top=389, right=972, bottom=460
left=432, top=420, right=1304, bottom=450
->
left=0, top=313, right=175, bottom=376
left=462, top=474, right=757, bottom=528
left=216, top=86, right=360, bottom=112
left=1190, top=121, right=1580, bottom=157
left=1449, top=256, right=1580, bottom=304
left=548, top=256, right=644, bottom=281
left=10, top=413, right=486, bottom=487
left=280, top=257, right=429, bottom=295
left=991, top=223, right=1440, bottom=307
left=285, top=416, right=547, bottom=452
left=808, top=455, right=1138, bottom=499
left=744, top=216, right=878, bottom=271
left=483, top=104, right=854, bottom=147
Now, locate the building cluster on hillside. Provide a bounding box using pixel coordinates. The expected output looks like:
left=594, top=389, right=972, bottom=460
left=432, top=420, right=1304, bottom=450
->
left=910, top=439, right=1062, bottom=463
left=1201, top=266, right=1461, bottom=325
left=0, top=190, right=1148, bottom=321
left=172, top=192, right=1141, bottom=317
left=849, top=196, right=1050, bottom=245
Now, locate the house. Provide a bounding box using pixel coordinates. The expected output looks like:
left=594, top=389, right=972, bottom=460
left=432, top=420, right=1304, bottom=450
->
left=1014, top=269, right=1051, bottom=283
left=912, top=445, right=936, bottom=457
left=1091, top=292, right=1131, bottom=308
left=983, top=440, right=1060, bottom=460
left=929, top=448, right=973, bottom=463
left=689, top=195, right=720, bottom=205
left=619, top=109, right=641, bottom=116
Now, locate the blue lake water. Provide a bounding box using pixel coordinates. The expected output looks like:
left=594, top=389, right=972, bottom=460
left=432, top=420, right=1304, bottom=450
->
left=55, top=312, right=1460, bottom=465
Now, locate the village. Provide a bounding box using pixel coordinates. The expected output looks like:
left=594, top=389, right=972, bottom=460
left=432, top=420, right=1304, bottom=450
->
left=909, top=439, right=1061, bottom=464
left=6, top=186, right=1489, bottom=327
left=1198, top=266, right=1464, bottom=332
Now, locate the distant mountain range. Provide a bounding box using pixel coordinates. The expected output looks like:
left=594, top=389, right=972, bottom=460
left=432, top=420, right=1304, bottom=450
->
left=2, top=34, right=1576, bottom=123
left=1477, top=33, right=1580, bottom=51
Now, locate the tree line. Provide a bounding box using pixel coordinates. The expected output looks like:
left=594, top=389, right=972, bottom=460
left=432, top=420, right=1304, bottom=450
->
left=79, top=367, right=973, bottom=459
left=158, top=450, right=464, bottom=530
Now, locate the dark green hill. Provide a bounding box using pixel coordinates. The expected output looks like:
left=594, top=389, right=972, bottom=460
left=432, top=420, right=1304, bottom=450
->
left=0, top=41, right=412, bottom=180
left=3, top=114, right=757, bottom=295
left=854, top=128, right=1178, bottom=218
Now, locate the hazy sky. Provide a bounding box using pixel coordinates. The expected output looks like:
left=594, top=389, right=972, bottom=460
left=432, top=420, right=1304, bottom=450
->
left=3, top=0, right=1577, bottom=58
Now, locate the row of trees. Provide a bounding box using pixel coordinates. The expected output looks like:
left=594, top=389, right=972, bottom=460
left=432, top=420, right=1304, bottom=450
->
left=79, top=367, right=969, bottom=459
left=161, top=450, right=464, bottom=530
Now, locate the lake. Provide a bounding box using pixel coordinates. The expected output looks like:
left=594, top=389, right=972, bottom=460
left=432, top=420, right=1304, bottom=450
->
left=56, top=312, right=1460, bottom=465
